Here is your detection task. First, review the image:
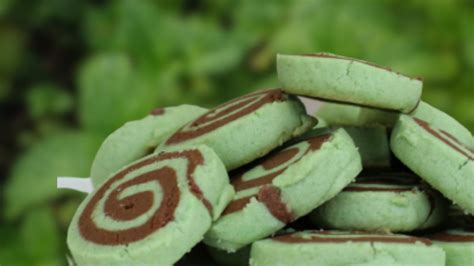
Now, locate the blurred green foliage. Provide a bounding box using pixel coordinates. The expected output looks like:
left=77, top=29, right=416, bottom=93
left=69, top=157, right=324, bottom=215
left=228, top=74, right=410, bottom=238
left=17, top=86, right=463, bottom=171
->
left=0, top=0, right=473, bottom=264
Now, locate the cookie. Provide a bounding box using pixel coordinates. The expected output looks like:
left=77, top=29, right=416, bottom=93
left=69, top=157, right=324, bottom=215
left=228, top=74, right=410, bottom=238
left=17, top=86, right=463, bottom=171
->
left=428, top=229, right=474, bottom=266
left=156, top=89, right=316, bottom=170
left=67, top=146, right=234, bottom=266
left=204, top=128, right=362, bottom=252
left=310, top=172, right=447, bottom=232
left=250, top=231, right=445, bottom=266
left=316, top=101, right=473, bottom=148
left=391, top=115, right=474, bottom=215
left=344, top=127, right=391, bottom=168
left=90, top=105, right=208, bottom=188
left=277, top=53, right=422, bottom=112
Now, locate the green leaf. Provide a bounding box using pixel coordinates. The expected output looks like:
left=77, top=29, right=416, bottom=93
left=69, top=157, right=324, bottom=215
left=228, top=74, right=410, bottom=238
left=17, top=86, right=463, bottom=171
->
left=26, top=84, right=74, bottom=119
left=20, top=207, right=62, bottom=266
left=5, top=132, right=101, bottom=219
left=78, top=53, right=158, bottom=135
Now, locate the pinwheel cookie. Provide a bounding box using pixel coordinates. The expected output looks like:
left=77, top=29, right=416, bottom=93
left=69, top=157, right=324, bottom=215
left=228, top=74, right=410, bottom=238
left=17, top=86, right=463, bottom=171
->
left=311, top=172, right=447, bottom=232
left=157, top=89, right=316, bottom=170
left=250, top=231, right=445, bottom=266
left=277, top=53, right=422, bottom=113
left=204, top=128, right=362, bottom=252
left=428, top=229, right=474, bottom=266
left=67, top=146, right=234, bottom=266
left=90, top=105, right=208, bottom=187
left=391, top=115, right=474, bottom=215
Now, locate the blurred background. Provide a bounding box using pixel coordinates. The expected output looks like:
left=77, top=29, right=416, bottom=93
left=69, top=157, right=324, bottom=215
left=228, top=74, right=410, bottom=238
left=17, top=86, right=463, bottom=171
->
left=0, top=0, right=473, bottom=264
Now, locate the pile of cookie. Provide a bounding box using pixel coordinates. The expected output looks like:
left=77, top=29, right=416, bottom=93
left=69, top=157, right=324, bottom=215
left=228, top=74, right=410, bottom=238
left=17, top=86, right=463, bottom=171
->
left=67, top=53, right=473, bottom=266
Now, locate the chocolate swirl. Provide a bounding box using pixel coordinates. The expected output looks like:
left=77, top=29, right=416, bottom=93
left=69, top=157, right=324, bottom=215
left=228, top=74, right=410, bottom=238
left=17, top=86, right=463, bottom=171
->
left=164, top=89, right=285, bottom=145
left=273, top=231, right=432, bottom=245
left=414, top=118, right=473, bottom=160
left=78, top=150, right=211, bottom=245
left=428, top=230, right=474, bottom=242
left=222, top=134, right=332, bottom=223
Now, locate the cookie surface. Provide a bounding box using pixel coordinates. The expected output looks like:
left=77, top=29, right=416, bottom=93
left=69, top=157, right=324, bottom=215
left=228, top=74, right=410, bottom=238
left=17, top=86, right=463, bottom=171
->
left=90, top=105, right=208, bottom=188
left=278, top=53, right=422, bottom=112
left=204, top=128, right=362, bottom=252
left=428, top=229, right=474, bottom=266
left=310, top=172, right=447, bottom=232
left=68, top=146, right=234, bottom=266
left=157, top=89, right=315, bottom=170
left=391, top=115, right=474, bottom=215
left=250, top=231, right=445, bottom=266
left=344, top=127, right=392, bottom=168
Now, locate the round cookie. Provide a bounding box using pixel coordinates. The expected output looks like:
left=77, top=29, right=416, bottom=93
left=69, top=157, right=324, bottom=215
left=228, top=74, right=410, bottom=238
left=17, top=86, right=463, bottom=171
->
left=250, top=231, right=445, bottom=266
left=67, top=146, right=234, bottom=266
left=316, top=101, right=473, bottom=148
left=428, top=229, right=474, bottom=266
left=156, top=89, right=315, bottom=170
left=204, top=128, right=362, bottom=252
left=344, top=126, right=392, bottom=168
left=310, top=172, right=447, bottom=232
left=391, top=115, right=474, bottom=215
left=90, top=105, right=208, bottom=188
left=277, top=53, right=422, bottom=113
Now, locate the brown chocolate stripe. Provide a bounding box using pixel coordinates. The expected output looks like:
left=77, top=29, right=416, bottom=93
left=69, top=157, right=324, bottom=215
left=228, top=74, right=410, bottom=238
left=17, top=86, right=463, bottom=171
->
left=79, top=150, right=212, bottom=245
left=429, top=231, right=474, bottom=242
left=222, top=134, right=332, bottom=222
left=440, top=130, right=474, bottom=154
left=273, top=232, right=432, bottom=245
left=165, top=89, right=285, bottom=145
left=150, top=107, right=165, bottom=116
left=414, top=118, right=473, bottom=160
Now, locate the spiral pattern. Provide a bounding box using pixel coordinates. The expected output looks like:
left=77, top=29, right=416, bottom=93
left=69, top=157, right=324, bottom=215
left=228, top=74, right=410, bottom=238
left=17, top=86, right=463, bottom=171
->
left=414, top=118, right=473, bottom=160
left=164, top=89, right=285, bottom=145
left=78, top=150, right=211, bottom=245
left=222, top=134, right=332, bottom=222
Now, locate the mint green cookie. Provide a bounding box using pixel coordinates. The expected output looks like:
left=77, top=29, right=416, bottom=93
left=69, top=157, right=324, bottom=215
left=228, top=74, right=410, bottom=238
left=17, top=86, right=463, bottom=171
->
left=68, top=146, right=234, bottom=266
left=345, top=126, right=391, bottom=168
left=90, top=105, right=207, bottom=188
left=391, top=115, right=474, bottom=215
left=157, top=89, right=315, bottom=170
left=311, top=172, right=447, bottom=232
left=250, top=231, right=445, bottom=266
left=428, top=229, right=474, bottom=266
left=204, top=128, right=362, bottom=252
left=316, top=101, right=473, bottom=148
left=278, top=53, right=422, bottom=113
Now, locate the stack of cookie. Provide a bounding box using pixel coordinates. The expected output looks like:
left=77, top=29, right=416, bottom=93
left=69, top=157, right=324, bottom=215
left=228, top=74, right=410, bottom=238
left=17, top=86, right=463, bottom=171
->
left=66, top=53, right=473, bottom=266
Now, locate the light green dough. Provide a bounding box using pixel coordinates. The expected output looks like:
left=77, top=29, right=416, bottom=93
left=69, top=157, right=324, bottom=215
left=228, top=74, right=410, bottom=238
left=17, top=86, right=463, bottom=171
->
left=157, top=90, right=316, bottom=171
left=344, top=126, right=391, bottom=168
left=391, top=115, right=474, bottom=215
left=316, top=101, right=473, bottom=148
left=278, top=53, right=422, bottom=113
left=429, top=229, right=474, bottom=266
left=204, top=128, right=362, bottom=252
left=90, top=105, right=208, bottom=188
left=250, top=231, right=445, bottom=266
left=311, top=173, right=447, bottom=232
left=68, top=145, right=234, bottom=266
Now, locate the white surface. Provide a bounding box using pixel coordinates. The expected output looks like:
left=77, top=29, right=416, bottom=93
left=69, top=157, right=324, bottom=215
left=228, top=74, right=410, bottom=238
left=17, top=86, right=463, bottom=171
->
left=57, top=177, right=93, bottom=194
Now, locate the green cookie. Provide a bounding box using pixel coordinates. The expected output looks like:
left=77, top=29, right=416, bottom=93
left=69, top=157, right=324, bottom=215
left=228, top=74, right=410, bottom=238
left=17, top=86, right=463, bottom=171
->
left=204, top=128, right=362, bottom=252
left=278, top=53, right=422, bottom=113
left=157, top=89, right=315, bottom=170
left=311, top=172, right=447, bottom=232
left=391, top=115, right=474, bottom=215
left=67, top=146, right=234, bottom=266
left=344, top=126, right=391, bottom=168
left=90, top=105, right=208, bottom=188
left=428, top=229, right=474, bottom=266
left=316, top=101, right=473, bottom=148
left=250, top=231, right=445, bottom=266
